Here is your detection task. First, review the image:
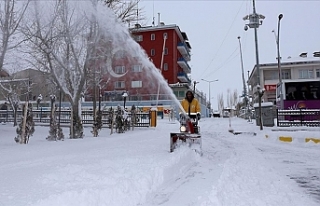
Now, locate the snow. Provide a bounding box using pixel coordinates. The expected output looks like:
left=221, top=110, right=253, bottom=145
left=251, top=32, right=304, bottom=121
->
left=253, top=102, right=274, bottom=107
left=0, top=117, right=320, bottom=206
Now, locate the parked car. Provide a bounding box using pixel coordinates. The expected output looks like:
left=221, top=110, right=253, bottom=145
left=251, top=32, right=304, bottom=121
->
left=223, top=111, right=230, bottom=118
left=213, top=110, right=220, bottom=118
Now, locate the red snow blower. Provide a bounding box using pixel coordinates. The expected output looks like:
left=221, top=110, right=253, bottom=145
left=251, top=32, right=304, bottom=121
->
left=170, top=113, right=202, bottom=154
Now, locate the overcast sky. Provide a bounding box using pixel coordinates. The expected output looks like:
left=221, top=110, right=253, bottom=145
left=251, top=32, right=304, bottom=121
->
left=139, top=0, right=320, bottom=109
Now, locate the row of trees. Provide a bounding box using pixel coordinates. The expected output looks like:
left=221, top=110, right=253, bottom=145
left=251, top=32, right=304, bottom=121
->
left=0, top=0, right=144, bottom=141
left=217, top=89, right=243, bottom=114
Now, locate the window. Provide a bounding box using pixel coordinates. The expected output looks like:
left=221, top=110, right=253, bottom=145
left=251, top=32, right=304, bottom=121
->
left=178, top=91, right=185, bottom=97
left=132, top=65, right=142, bottom=72
left=114, top=66, right=125, bottom=74
left=151, top=33, right=155, bottom=40
left=151, top=49, right=155, bottom=56
left=163, top=63, right=168, bottom=71
left=285, top=81, right=320, bottom=100
left=316, top=69, right=320, bottom=78
left=282, top=70, right=291, bottom=79
left=136, top=35, right=143, bottom=42
left=114, top=81, right=125, bottom=89
left=114, top=50, right=125, bottom=58
left=131, top=80, right=142, bottom=88
left=130, top=95, right=142, bottom=101
left=150, top=95, right=157, bottom=100
left=164, top=48, right=168, bottom=55
left=299, top=69, right=314, bottom=79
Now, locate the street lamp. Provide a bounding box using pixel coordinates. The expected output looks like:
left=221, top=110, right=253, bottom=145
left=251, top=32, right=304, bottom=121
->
left=122, top=91, right=128, bottom=109
left=201, top=79, right=218, bottom=115
left=237, top=36, right=249, bottom=119
left=243, top=0, right=265, bottom=130
left=37, top=94, right=42, bottom=110
left=272, top=14, right=284, bottom=109
left=193, top=81, right=199, bottom=94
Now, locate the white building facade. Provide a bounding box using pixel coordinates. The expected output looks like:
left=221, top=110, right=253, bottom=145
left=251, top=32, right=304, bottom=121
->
left=248, top=58, right=320, bottom=104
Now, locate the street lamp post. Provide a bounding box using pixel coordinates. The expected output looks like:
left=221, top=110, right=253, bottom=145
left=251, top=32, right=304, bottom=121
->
left=201, top=79, right=218, bottom=116
left=273, top=14, right=284, bottom=109
left=37, top=94, right=42, bottom=110
left=243, top=0, right=265, bottom=130
left=237, top=36, right=248, bottom=119
left=122, top=91, right=128, bottom=109
left=193, top=81, right=199, bottom=94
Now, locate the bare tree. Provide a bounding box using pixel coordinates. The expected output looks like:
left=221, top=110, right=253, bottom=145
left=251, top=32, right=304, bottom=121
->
left=217, top=93, right=224, bottom=114
left=0, top=0, right=30, bottom=73
left=0, top=78, right=28, bottom=126
left=226, top=89, right=231, bottom=108
left=226, top=89, right=238, bottom=110
left=233, top=89, right=238, bottom=108
left=102, top=0, right=144, bottom=24
left=22, top=0, right=136, bottom=139
left=21, top=1, right=101, bottom=138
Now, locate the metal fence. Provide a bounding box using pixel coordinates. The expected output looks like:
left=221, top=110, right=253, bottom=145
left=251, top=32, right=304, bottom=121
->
left=276, top=109, right=320, bottom=127
left=0, top=109, right=150, bottom=128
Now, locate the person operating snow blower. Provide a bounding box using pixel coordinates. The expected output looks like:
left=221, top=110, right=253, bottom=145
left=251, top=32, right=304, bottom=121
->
left=170, top=90, right=202, bottom=153
left=180, top=90, right=201, bottom=120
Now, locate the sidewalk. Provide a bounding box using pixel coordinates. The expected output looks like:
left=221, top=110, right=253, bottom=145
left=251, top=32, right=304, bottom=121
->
left=229, top=117, right=320, bottom=144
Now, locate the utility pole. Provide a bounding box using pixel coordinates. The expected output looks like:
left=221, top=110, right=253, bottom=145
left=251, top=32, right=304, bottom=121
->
left=243, top=0, right=265, bottom=130
left=238, top=36, right=248, bottom=118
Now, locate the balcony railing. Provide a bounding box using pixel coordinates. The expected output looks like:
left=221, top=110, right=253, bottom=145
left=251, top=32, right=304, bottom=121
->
left=177, top=71, right=191, bottom=83
left=177, top=42, right=191, bottom=61
left=177, top=57, right=191, bottom=74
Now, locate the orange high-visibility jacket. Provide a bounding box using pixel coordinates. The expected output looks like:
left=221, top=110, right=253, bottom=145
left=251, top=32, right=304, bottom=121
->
left=181, top=98, right=201, bottom=114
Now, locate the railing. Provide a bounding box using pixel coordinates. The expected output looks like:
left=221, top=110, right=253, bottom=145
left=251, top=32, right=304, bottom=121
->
left=276, top=109, right=320, bottom=127
left=0, top=109, right=150, bottom=128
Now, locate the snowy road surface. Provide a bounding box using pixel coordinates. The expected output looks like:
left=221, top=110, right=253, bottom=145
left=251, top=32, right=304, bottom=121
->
left=0, top=117, right=319, bottom=206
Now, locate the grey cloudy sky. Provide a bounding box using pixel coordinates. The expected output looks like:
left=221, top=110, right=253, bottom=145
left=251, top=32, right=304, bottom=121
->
left=139, top=0, right=320, bottom=109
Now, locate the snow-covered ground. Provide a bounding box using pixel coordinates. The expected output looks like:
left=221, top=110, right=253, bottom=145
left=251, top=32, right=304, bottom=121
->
left=0, top=117, right=319, bottom=206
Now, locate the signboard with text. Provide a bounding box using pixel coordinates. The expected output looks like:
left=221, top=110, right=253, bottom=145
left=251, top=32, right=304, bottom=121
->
left=264, top=84, right=276, bottom=91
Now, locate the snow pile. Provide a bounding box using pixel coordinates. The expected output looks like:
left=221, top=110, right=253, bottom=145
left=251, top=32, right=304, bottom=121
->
left=0, top=118, right=319, bottom=206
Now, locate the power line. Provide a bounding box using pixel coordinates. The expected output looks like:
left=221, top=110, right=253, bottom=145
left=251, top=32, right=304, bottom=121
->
left=205, top=46, right=240, bottom=77
left=200, top=0, right=246, bottom=78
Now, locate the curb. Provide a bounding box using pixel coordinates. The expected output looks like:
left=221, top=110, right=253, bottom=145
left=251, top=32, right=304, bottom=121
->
left=265, top=135, right=320, bottom=144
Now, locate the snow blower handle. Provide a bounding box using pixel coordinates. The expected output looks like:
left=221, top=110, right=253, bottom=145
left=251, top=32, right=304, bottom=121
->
left=196, top=112, right=201, bottom=120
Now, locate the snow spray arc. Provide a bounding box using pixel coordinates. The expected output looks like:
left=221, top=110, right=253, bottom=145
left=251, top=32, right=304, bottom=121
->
left=85, top=1, right=186, bottom=113
left=28, top=1, right=186, bottom=114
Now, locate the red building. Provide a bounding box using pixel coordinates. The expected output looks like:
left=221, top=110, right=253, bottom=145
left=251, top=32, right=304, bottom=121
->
left=131, top=23, right=191, bottom=85
left=96, top=23, right=192, bottom=102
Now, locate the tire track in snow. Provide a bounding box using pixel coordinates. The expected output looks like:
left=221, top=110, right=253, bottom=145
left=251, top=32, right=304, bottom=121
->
left=140, top=129, right=235, bottom=206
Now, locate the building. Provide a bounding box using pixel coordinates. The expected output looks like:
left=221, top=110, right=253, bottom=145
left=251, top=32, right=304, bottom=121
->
left=94, top=23, right=209, bottom=115
left=248, top=57, right=320, bottom=104
left=99, top=23, right=192, bottom=102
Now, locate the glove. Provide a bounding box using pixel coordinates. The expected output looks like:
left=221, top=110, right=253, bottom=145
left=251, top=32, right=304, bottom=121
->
left=196, top=112, right=201, bottom=120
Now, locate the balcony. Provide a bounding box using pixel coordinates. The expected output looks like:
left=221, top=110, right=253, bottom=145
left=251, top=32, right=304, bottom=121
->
left=177, top=42, right=191, bottom=61
left=177, top=57, right=191, bottom=74
left=177, top=71, right=191, bottom=83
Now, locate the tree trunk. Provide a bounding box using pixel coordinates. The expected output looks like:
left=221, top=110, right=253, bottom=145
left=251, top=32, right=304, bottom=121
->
left=70, top=101, right=83, bottom=139
left=13, top=105, right=18, bottom=127
left=20, top=102, right=28, bottom=144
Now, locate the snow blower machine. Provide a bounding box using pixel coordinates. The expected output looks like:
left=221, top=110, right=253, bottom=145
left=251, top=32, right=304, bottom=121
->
left=170, top=113, right=202, bottom=154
